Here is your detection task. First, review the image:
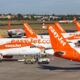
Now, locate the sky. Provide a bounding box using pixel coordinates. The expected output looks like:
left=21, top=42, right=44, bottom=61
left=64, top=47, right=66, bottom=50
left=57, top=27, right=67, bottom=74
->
left=0, top=0, right=80, bottom=15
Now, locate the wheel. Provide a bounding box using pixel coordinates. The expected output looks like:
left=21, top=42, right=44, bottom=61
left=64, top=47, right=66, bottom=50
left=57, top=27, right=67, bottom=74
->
left=38, top=62, right=41, bottom=64
left=24, top=60, right=27, bottom=64
left=8, top=32, right=12, bottom=38
left=46, top=62, right=49, bottom=64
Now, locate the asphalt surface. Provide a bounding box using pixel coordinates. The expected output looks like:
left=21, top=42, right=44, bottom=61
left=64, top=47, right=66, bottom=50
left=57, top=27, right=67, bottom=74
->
left=0, top=56, right=80, bottom=80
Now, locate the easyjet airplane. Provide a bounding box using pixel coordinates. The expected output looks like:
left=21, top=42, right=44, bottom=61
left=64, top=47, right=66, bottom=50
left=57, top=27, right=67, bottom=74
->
left=58, top=18, right=76, bottom=24
left=8, top=21, right=25, bottom=37
left=48, top=25, right=80, bottom=62
left=0, top=40, right=41, bottom=60
left=0, top=35, right=55, bottom=60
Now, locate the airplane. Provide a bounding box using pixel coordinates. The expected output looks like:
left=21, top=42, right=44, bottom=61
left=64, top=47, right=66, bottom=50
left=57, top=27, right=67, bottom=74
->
left=0, top=40, right=41, bottom=60
left=0, top=35, right=55, bottom=60
left=48, top=24, right=80, bottom=62
left=58, top=18, right=76, bottom=24
left=8, top=21, right=25, bottom=37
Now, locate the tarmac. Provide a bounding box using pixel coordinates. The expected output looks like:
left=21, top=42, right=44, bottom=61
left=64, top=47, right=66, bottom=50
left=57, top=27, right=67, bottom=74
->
left=0, top=56, right=80, bottom=80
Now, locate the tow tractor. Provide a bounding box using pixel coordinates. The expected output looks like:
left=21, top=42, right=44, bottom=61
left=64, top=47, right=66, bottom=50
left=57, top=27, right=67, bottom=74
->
left=23, top=55, right=38, bottom=64
left=24, top=58, right=37, bottom=64
left=23, top=55, right=50, bottom=64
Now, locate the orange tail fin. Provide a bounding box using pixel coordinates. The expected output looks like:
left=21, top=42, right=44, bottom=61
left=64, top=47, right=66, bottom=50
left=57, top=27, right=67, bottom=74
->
left=47, top=25, right=70, bottom=51
left=75, top=21, right=80, bottom=31
left=8, top=21, right=11, bottom=30
left=23, top=23, right=37, bottom=38
left=47, top=25, right=80, bottom=61
left=54, top=22, right=66, bottom=33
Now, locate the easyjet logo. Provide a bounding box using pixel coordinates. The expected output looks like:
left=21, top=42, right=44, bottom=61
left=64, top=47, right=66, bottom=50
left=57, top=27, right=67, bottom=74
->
left=11, top=39, right=50, bottom=44
left=5, top=44, right=21, bottom=48
left=49, top=26, right=66, bottom=46
left=15, top=30, right=21, bottom=32
left=24, top=24, right=33, bottom=35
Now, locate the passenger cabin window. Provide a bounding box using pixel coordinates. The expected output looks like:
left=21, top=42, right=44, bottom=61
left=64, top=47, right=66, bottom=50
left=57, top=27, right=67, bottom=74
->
left=30, top=46, right=36, bottom=48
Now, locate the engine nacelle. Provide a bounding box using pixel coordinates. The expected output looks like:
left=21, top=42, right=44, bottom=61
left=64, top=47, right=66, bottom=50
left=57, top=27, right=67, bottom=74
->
left=3, top=55, right=13, bottom=59
left=55, top=51, right=66, bottom=55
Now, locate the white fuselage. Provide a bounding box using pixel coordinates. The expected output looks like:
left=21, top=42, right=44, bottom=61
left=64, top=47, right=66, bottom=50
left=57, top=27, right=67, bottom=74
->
left=0, top=46, right=41, bottom=56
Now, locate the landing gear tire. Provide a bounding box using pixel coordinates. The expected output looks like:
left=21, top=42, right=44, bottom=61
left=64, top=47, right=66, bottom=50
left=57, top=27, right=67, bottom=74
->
left=0, top=55, right=2, bottom=62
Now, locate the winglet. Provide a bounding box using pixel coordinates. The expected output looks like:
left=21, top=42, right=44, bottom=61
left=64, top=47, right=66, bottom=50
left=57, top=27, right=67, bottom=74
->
left=54, top=22, right=66, bottom=33
left=23, top=23, right=37, bottom=38
left=8, top=21, right=11, bottom=30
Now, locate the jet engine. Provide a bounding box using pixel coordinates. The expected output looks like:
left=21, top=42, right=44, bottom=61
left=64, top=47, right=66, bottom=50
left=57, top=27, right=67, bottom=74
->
left=55, top=51, right=66, bottom=55
left=3, top=55, right=13, bottom=59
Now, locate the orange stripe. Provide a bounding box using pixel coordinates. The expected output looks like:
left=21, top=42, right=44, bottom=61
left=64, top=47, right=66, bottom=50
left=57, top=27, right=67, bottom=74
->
left=0, top=42, right=34, bottom=50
